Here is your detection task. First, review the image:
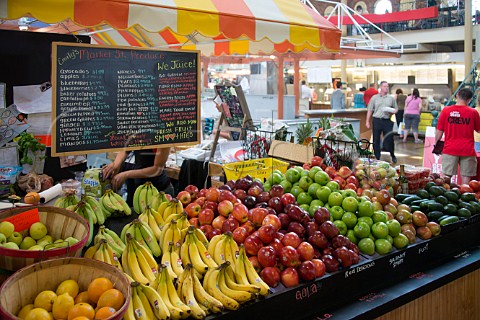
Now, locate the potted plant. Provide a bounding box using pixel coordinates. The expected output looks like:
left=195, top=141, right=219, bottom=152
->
left=13, top=132, right=47, bottom=174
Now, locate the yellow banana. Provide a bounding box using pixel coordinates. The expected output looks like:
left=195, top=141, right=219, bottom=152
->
left=133, top=240, right=158, bottom=275
left=222, top=235, right=236, bottom=273
left=224, top=264, right=260, bottom=293
left=138, top=220, right=162, bottom=257
left=132, top=242, right=157, bottom=284
left=157, top=267, right=184, bottom=320
left=110, top=190, right=132, bottom=215
left=121, top=243, right=132, bottom=276
left=160, top=221, right=174, bottom=254
left=161, top=242, right=179, bottom=280
left=176, top=266, right=188, bottom=299
left=123, top=292, right=136, bottom=320
left=83, top=241, right=102, bottom=259
left=150, top=207, right=165, bottom=228
left=181, top=267, right=206, bottom=319
left=165, top=264, right=191, bottom=316
left=234, top=247, right=251, bottom=286
left=207, top=234, right=223, bottom=257
left=186, top=232, right=209, bottom=275
left=176, top=212, right=190, bottom=230
left=203, top=266, right=240, bottom=311
left=126, top=237, right=151, bottom=285
left=212, top=235, right=227, bottom=265
left=180, top=237, right=191, bottom=266
left=132, top=285, right=149, bottom=319
left=104, top=242, right=123, bottom=271
left=240, top=245, right=270, bottom=296
left=171, top=242, right=185, bottom=277
left=100, top=244, right=112, bottom=265
left=158, top=201, right=173, bottom=221
left=190, top=265, right=224, bottom=314
left=174, top=198, right=184, bottom=214
left=151, top=191, right=168, bottom=213
left=99, top=227, right=125, bottom=257
left=141, top=283, right=171, bottom=320
left=136, top=285, right=156, bottom=320
left=218, top=264, right=255, bottom=303
left=93, top=240, right=106, bottom=262
left=146, top=209, right=163, bottom=241
left=194, top=228, right=209, bottom=248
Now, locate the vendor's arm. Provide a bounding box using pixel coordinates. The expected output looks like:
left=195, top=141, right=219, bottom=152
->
left=102, top=151, right=128, bottom=179
left=435, top=129, right=444, bottom=144
left=366, top=109, right=373, bottom=129
left=111, top=148, right=171, bottom=190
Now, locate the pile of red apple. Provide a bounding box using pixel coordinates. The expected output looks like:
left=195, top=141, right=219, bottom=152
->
left=177, top=178, right=361, bottom=288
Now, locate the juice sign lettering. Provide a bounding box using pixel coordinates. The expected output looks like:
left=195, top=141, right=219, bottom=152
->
left=2, top=208, right=40, bottom=232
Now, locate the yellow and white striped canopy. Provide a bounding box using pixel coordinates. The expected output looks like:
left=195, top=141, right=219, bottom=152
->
left=2, top=0, right=341, bottom=55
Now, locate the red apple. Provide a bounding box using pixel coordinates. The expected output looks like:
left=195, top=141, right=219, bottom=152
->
left=241, top=221, right=256, bottom=234
left=244, top=235, right=263, bottom=256
left=221, top=218, right=239, bottom=233
left=319, top=221, right=339, bottom=239
left=199, top=225, right=213, bottom=238
left=287, top=222, right=306, bottom=238
left=305, top=221, right=319, bottom=237
left=345, top=175, right=359, bottom=187
left=297, top=260, right=317, bottom=281
left=257, top=192, right=271, bottom=204
left=232, top=203, right=249, bottom=223
left=269, top=238, right=284, bottom=257
left=281, top=193, right=296, bottom=207
left=194, top=196, right=206, bottom=207
left=184, top=185, right=199, bottom=199
left=205, top=187, right=220, bottom=202
left=296, top=241, right=315, bottom=261
left=248, top=185, right=263, bottom=198
left=279, top=246, right=301, bottom=268
left=217, top=200, right=234, bottom=218
left=278, top=213, right=290, bottom=229
left=204, top=200, right=218, bottom=214
left=233, top=189, right=248, bottom=201
left=333, top=176, right=346, bottom=189
left=468, top=180, right=480, bottom=192
left=262, top=214, right=282, bottom=231
left=185, top=202, right=201, bottom=219
left=257, top=246, right=277, bottom=268
left=269, top=184, right=285, bottom=198
left=198, top=188, right=207, bottom=198
left=311, top=156, right=323, bottom=167
left=281, top=232, right=302, bottom=248
left=311, top=259, right=326, bottom=278
left=321, top=254, right=340, bottom=272
left=325, top=166, right=337, bottom=178
left=258, top=224, right=276, bottom=244
left=218, top=189, right=237, bottom=203
left=198, top=208, right=214, bottom=225
left=250, top=207, right=269, bottom=228
left=188, top=217, right=199, bottom=228
left=337, top=166, right=353, bottom=179
left=308, top=231, right=329, bottom=250
left=212, top=215, right=226, bottom=230
left=281, top=267, right=299, bottom=288
left=243, top=196, right=257, bottom=209
left=209, top=228, right=222, bottom=239
left=248, top=255, right=261, bottom=273
left=331, top=235, right=351, bottom=249
left=268, top=197, right=284, bottom=214
left=232, top=227, right=249, bottom=244
left=260, top=267, right=281, bottom=287
left=333, top=246, right=353, bottom=268
left=164, top=194, right=173, bottom=201
left=176, top=190, right=192, bottom=205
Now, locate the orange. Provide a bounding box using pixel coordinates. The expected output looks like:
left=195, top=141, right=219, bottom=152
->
left=74, top=291, right=92, bottom=305
left=67, top=303, right=95, bottom=320
left=24, top=192, right=41, bottom=205
left=71, top=317, right=91, bottom=320
left=96, top=289, right=125, bottom=311
left=87, top=278, right=113, bottom=304
left=94, top=307, right=116, bottom=319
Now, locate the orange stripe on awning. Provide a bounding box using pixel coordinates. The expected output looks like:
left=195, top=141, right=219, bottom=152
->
left=118, top=29, right=142, bottom=47
left=73, top=0, right=129, bottom=28
left=211, top=0, right=255, bottom=39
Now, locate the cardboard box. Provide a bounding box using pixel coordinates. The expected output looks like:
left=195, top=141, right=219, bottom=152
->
left=268, top=140, right=314, bottom=164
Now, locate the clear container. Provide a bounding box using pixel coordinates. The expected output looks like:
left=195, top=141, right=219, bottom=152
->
left=61, top=179, right=82, bottom=197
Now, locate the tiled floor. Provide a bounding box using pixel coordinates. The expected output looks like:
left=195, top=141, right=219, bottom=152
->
left=377, top=135, right=426, bottom=167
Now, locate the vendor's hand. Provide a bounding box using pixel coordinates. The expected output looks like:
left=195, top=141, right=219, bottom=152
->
left=102, top=163, right=119, bottom=179
left=111, top=172, right=127, bottom=191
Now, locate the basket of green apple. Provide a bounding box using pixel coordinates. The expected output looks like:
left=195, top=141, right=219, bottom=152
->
left=0, top=206, right=89, bottom=271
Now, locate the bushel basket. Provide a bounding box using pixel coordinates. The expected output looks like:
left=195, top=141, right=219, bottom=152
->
left=0, top=257, right=131, bottom=320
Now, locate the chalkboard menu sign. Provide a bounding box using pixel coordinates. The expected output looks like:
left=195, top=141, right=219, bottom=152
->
left=214, top=84, right=249, bottom=141
left=52, top=42, right=200, bottom=156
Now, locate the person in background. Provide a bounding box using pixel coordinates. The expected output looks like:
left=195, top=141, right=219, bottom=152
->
left=403, top=88, right=423, bottom=143
left=353, top=87, right=367, bottom=108
left=330, top=82, right=345, bottom=110
left=435, top=88, right=480, bottom=184
left=395, top=88, right=407, bottom=138
left=239, top=76, right=250, bottom=94
left=301, top=80, right=313, bottom=99
left=475, top=94, right=480, bottom=153
left=366, top=81, right=398, bottom=163
left=363, top=84, right=378, bottom=106
left=102, top=148, right=174, bottom=206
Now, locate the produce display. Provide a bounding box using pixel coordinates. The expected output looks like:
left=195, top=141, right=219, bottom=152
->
left=395, top=165, right=431, bottom=194
left=354, top=158, right=399, bottom=194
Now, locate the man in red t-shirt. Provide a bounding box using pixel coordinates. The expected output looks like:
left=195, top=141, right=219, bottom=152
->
left=435, top=88, right=480, bottom=183
left=363, top=84, right=378, bottom=106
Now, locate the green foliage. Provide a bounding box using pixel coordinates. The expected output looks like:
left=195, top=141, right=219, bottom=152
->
left=13, top=132, right=46, bottom=165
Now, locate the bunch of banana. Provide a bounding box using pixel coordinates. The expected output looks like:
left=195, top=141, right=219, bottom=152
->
left=150, top=265, right=191, bottom=319
left=160, top=241, right=183, bottom=280
left=99, top=189, right=131, bottom=218
left=165, top=211, right=190, bottom=232
left=180, top=226, right=217, bottom=276
left=138, top=206, right=163, bottom=240
left=133, top=181, right=159, bottom=214
left=66, top=201, right=95, bottom=245
left=53, top=190, right=80, bottom=208
left=235, top=244, right=270, bottom=296
left=122, top=233, right=159, bottom=285
left=207, top=232, right=239, bottom=269
left=121, top=219, right=162, bottom=257
left=94, top=225, right=125, bottom=258
left=159, top=219, right=181, bottom=254
left=83, top=238, right=123, bottom=271
left=177, top=264, right=224, bottom=318
left=82, top=194, right=105, bottom=225
left=158, top=198, right=183, bottom=221
left=151, top=191, right=171, bottom=213
left=123, top=281, right=170, bottom=320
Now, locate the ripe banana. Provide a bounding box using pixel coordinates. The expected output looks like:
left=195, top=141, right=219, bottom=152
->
left=202, top=265, right=240, bottom=311
left=171, top=242, right=185, bottom=277
left=124, top=235, right=151, bottom=285
left=141, top=283, right=171, bottom=319
left=123, top=290, right=136, bottom=320
left=97, top=226, right=125, bottom=257
left=161, top=242, right=179, bottom=280
left=136, top=285, right=156, bottom=320
left=157, top=200, right=171, bottom=221
left=131, top=285, right=149, bottom=319
left=110, top=190, right=132, bottom=215
left=157, top=266, right=185, bottom=320
left=218, top=263, right=256, bottom=303
left=137, top=220, right=162, bottom=257
left=181, top=266, right=206, bottom=319
left=190, top=264, right=224, bottom=314
left=83, top=240, right=102, bottom=259
left=139, top=207, right=162, bottom=241
left=164, top=265, right=192, bottom=317
left=103, top=241, right=123, bottom=271
left=239, top=244, right=270, bottom=296
left=132, top=242, right=157, bottom=284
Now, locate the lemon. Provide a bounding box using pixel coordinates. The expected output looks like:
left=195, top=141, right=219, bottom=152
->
left=34, top=290, right=57, bottom=312
left=24, top=307, right=53, bottom=320
left=56, top=279, right=79, bottom=298
left=17, top=303, right=34, bottom=319
left=52, top=293, right=74, bottom=320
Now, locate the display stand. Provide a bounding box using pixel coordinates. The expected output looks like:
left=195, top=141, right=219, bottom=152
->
left=209, top=82, right=255, bottom=160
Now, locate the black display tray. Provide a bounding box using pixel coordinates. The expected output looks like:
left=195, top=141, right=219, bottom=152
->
left=207, top=221, right=480, bottom=320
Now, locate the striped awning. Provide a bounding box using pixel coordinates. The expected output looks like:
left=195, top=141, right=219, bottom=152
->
left=2, top=0, right=341, bottom=55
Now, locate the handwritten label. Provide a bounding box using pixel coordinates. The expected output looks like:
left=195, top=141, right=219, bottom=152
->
left=418, top=243, right=429, bottom=254
left=2, top=208, right=40, bottom=232
left=315, top=314, right=333, bottom=320
left=358, top=292, right=386, bottom=302
left=389, top=252, right=406, bottom=268
left=345, top=261, right=375, bottom=278
left=295, top=283, right=319, bottom=301
left=409, top=272, right=432, bottom=280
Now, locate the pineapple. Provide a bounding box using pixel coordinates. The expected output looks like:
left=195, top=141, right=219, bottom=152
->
left=295, top=119, right=314, bottom=145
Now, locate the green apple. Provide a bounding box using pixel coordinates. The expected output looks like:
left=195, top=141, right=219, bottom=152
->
left=263, top=182, right=271, bottom=192
left=298, top=176, right=313, bottom=190
left=386, top=235, right=393, bottom=244
left=308, top=166, right=322, bottom=180
left=372, top=210, right=388, bottom=223
left=299, top=204, right=310, bottom=212
left=341, top=212, right=358, bottom=229
left=371, top=222, right=389, bottom=239
left=36, top=235, right=53, bottom=247
left=290, top=186, right=304, bottom=199
left=328, top=191, right=343, bottom=207
left=28, top=245, right=44, bottom=251
left=354, top=221, right=371, bottom=239
left=300, top=170, right=310, bottom=177
left=326, top=181, right=340, bottom=192
left=333, top=220, right=347, bottom=235
left=316, top=186, right=332, bottom=203
left=0, top=233, right=6, bottom=244
left=375, top=238, right=392, bottom=255
left=2, top=242, right=19, bottom=249
left=393, top=233, right=409, bottom=249
left=314, top=171, right=330, bottom=186
left=285, top=168, right=301, bottom=183
left=342, top=196, right=358, bottom=213
left=358, top=201, right=374, bottom=217
left=0, top=221, right=15, bottom=238
left=330, top=205, right=344, bottom=221
left=64, top=237, right=79, bottom=246
left=297, top=192, right=313, bottom=205
left=341, top=189, right=357, bottom=199
left=386, top=219, right=401, bottom=237
left=358, top=238, right=375, bottom=255
left=346, top=229, right=358, bottom=244
left=20, top=236, right=37, bottom=250
left=357, top=216, right=374, bottom=228
left=29, top=222, right=48, bottom=240
left=307, top=183, right=321, bottom=198
left=279, top=180, right=292, bottom=193
left=7, top=232, right=23, bottom=246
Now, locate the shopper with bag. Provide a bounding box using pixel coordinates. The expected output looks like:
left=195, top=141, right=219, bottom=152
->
left=435, top=88, right=480, bottom=184
left=395, top=89, right=407, bottom=138
left=403, top=88, right=423, bottom=143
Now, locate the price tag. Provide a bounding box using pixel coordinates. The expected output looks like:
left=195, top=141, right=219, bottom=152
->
left=2, top=208, right=40, bottom=232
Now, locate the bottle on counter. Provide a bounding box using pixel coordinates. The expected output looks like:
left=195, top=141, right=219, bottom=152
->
left=397, top=164, right=409, bottom=194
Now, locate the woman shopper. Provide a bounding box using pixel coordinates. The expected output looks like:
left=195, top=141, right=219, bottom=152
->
left=403, top=88, right=423, bottom=143
left=353, top=87, right=367, bottom=108
left=395, top=89, right=407, bottom=138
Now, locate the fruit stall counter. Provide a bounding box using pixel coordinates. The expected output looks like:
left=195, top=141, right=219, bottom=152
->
left=303, top=109, right=370, bottom=140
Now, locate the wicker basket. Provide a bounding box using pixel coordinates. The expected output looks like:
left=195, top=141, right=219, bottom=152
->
left=0, top=206, right=90, bottom=271
left=0, top=257, right=130, bottom=320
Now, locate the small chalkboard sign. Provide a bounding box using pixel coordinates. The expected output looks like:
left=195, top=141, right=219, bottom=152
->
left=51, top=42, right=200, bottom=156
